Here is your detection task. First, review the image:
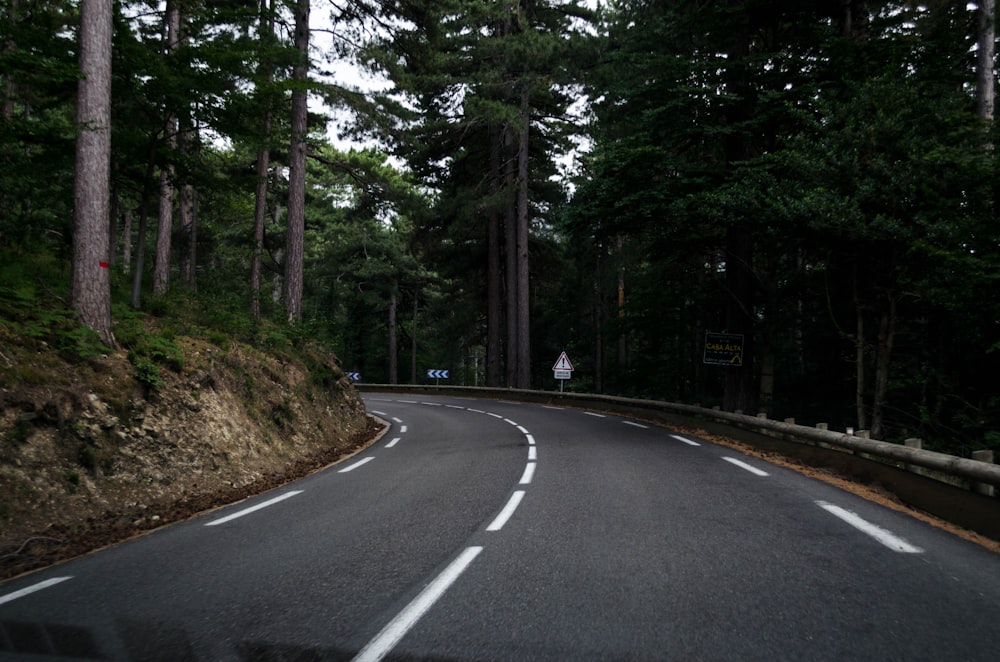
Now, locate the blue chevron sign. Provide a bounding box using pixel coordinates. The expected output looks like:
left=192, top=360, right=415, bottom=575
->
left=347, top=372, right=361, bottom=381
left=427, top=369, right=449, bottom=379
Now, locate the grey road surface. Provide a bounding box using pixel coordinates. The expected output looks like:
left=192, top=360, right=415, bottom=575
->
left=1, top=394, right=998, bottom=661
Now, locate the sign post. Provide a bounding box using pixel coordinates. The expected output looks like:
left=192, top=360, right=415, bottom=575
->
left=427, top=369, right=449, bottom=385
left=552, top=351, right=574, bottom=392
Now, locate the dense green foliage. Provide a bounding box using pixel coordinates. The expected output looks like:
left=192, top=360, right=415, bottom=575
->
left=0, top=0, right=996, bottom=454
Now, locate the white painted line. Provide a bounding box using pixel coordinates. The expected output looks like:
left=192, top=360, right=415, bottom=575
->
left=516, top=425, right=529, bottom=434
left=206, top=491, right=304, bottom=526
left=370, top=410, right=387, bottom=416
left=817, top=501, right=924, bottom=553
left=623, top=421, right=648, bottom=429
left=583, top=411, right=606, bottom=418
left=487, top=491, right=526, bottom=532
left=400, top=425, right=408, bottom=433
left=488, top=412, right=504, bottom=419
left=504, top=418, right=519, bottom=426
left=338, top=457, right=375, bottom=473
left=722, top=456, right=770, bottom=476
left=445, top=404, right=464, bottom=409
left=385, top=437, right=402, bottom=448
left=519, top=462, right=537, bottom=485
left=525, top=434, right=535, bottom=445
left=541, top=405, right=562, bottom=410
left=398, top=400, right=417, bottom=404
left=468, top=408, right=485, bottom=414
left=528, top=446, right=537, bottom=461
left=0, top=577, right=72, bottom=606
left=392, top=417, right=403, bottom=423
left=670, top=434, right=701, bottom=446
left=352, top=546, right=483, bottom=662
left=421, top=402, right=441, bottom=407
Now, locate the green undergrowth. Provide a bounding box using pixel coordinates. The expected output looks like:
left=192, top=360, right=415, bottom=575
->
left=0, top=248, right=346, bottom=391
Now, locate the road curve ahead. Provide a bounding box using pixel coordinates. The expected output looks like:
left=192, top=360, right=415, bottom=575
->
left=1, top=394, right=998, bottom=661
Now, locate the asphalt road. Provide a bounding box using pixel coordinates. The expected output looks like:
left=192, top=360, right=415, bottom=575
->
left=1, top=394, right=998, bottom=661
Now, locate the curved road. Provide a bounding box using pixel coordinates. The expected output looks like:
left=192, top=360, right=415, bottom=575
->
left=1, top=394, right=998, bottom=660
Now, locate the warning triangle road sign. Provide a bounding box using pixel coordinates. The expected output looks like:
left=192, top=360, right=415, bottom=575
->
left=552, top=351, right=574, bottom=371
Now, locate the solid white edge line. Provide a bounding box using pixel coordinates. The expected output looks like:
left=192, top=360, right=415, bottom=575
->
left=817, top=501, right=924, bottom=553
left=352, top=546, right=484, bottom=662
left=487, top=491, right=526, bottom=532
left=722, top=456, right=770, bottom=476
left=519, top=462, right=536, bottom=485
left=623, top=421, right=648, bottom=429
left=0, top=576, right=72, bottom=606
left=528, top=446, right=537, bottom=461
left=338, top=457, right=375, bottom=473
left=205, top=490, right=304, bottom=526
left=385, top=437, right=402, bottom=448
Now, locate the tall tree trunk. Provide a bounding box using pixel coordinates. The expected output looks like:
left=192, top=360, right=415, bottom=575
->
left=976, top=0, right=995, bottom=123
left=411, top=291, right=418, bottom=384
left=388, top=289, right=398, bottom=384
left=486, top=124, right=503, bottom=387
left=251, top=0, right=275, bottom=322
left=853, top=269, right=868, bottom=432
left=871, top=296, right=896, bottom=440
left=153, top=0, right=180, bottom=297
left=593, top=237, right=605, bottom=393
left=721, top=11, right=755, bottom=413
left=178, top=182, right=196, bottom=289
left=284, top=0, right=309, bottom=323
left=1, top=0, right=17, bottom=121
left=504, top=124, right=518, bottom=388
left=515, top=86, right=531, bottom=389
left=177, top=115, right=197, bottom=290
left=251, top=147, right=270, bottom=321
left=616, top=233, right=627, bottom=374
left=72, top=0, right=114, bottom=346
left=122, top=208, right=132, bottom=275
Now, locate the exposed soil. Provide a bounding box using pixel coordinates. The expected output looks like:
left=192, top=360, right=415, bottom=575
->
left=0, top=335, right=382, bottom=581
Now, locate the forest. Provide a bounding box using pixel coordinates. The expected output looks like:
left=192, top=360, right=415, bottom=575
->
left=0, top=0, right=997, bottom=456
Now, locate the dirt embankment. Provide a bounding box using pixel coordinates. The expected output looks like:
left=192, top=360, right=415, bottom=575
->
left=0, top=337, right=379, bottom=580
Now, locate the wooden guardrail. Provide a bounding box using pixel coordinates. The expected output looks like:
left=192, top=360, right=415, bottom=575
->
left=359, top=384, right=1000, bottom=541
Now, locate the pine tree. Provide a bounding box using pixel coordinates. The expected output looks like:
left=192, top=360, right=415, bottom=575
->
left=72, top=0, right=114, bottom=346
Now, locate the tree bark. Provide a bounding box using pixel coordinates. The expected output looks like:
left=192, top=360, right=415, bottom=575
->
left=153, top=0, right=180, bottom=297
left=976, top=0, right=995, bottom=123
left=515, top=86, right=531, bottom=389
left=388, top=289, right=398, bottom=384
left=486, top=124, right=503, bottom=387
left=504, top=123, right=518, bottom=388
left=284, top=0, right=309, bottom=323
left=871, top=296, right=896, bottom=440
left=72, top=0, right=114, bottom=346
left=411, top=291, right=418, bottom=384
left=616, top=233, right=627, bottom=374
left=251, top=0, right=274, bottom=322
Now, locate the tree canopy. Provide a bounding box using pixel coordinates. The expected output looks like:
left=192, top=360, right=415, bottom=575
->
left=1, top=0, right=997, bottom=455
